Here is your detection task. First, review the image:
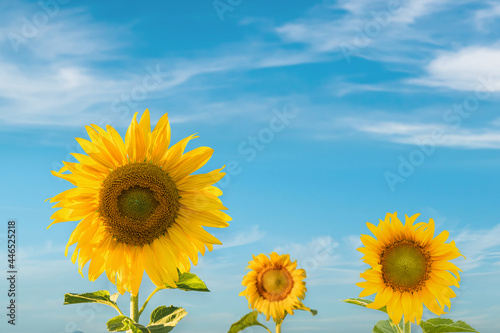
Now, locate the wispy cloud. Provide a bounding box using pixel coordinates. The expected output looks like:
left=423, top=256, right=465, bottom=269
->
left=474, top=2, right=500, bottom=31
left=217, top=225, right=265, bottom=249
left=392, top=0, right=451, bottom=23
left=0, top=2, right=133, bottom=127
left=274, top=0, right=447, bottom=65
left=4, top=0, right=495, bottom=132
left=274, top=0, right=500, bottom=97
left=331, top=0, right=451, bottom=23
left=327, top=80, right=403, bottom=97
left=335, top=117, right=500, bottom=149
left=454, top=224, right=500, bottom=271
left=274, top=236, right=340, bottom=266
left=273, top=235, right=365, bottom=286
left=0, top=2, right=322, bottom=130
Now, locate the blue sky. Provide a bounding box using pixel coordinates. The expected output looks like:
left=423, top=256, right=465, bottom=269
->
left=1, top=0, right=500, bottom=332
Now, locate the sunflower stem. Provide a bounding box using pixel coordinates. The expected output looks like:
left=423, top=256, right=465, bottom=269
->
left=403, top=319, right=411, bottom=333
left=138, top=286, right=162, bottom=318
left=126, top=293, right=140, bottom=333
left=130, top=293, right=139, bottom=322
left=276, top=322, right=282, bottom=333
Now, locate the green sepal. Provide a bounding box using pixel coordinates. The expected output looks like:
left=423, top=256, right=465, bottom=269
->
left=294, top=302, right=318, bottom=316
left=165, top=272, right=210, bottom=292
left=146, top=305, right=187, bottom=332
left=107, top=315, right=148, bottom=333
left=64, top=290, right=122, bottom=315
left=341, top=297, right=388, bottom=313
left=110, top=292, right=119, bottom=303
left=228, top=311, right=271, bottom=333
left=420, top=318, right=479, bottom=333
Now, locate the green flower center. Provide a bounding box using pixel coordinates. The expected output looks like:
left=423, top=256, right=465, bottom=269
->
left=118, top=186, right=159, bottom=221
left=257, top=267, right=294, bottom=301
left=99, top=163, right=180, bottom=246
left=380, top=240, right=431, bottom=292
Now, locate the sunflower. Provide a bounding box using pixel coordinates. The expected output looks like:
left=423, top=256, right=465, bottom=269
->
left=47, top=109, right=231, bottom=296
left=239, top=252, right=307, bottom=323
left=357, top=212, right=464, bottom=325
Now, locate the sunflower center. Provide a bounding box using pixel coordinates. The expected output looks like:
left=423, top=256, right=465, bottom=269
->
left=257, top=267, right=294, bottom=302
left=380, top=240, right=431, bottom=293
left=99, top=163, right=180, bottom=246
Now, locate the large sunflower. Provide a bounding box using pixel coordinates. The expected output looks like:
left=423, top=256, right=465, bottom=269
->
left=357, top=212, right=464, bottom=325
left=239, top=252, right=307, bottom=323
left=48, top=109, right=231, bottom=296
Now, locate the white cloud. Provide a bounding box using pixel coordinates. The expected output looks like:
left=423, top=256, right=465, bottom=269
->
left=329, top=0, right=373, bottom=15
left=0, top=1, right=322, bottom=130
left=217, top=225, right=265, bottom=249
left=337, top=117, right=500, bottom=149
left=0, top=1, right=126, bottom=61
left=0, top=3, right=136, bottom=127
left=331, top=0, right=450, bottom=23
left=274, top=236, right=340, bottom=266
left=274, top=0, right=452, bottom=63
left=393, top=0, right=450, bottom=24
left=273, top=236, right=367, bottom=286
left=410, top=47, right=500, bottom=91
left=329, top=82, right=397, bottom=97
left=475, top=2, right=500, bottom=31
left=453, top=224, right=500, bottom=271
left=276, top=20, right=355, bottom=53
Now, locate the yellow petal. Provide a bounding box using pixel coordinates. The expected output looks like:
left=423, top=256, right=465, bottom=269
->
left=169, top=147, right=214, bottom=181
left=176, top=167, right=225, bottom=191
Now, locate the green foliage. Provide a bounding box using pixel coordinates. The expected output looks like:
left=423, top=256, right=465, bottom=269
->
left=294, top=302, right=318, bottom=316
left=64, top=290, right=118, bottom=307
left=147, top=306, right=187, bottom=333
left=107, top=307, right=187, bottom=333
left=228, top=311, right=271, bottom=333
left=165, top=272, right=210, bottom=292
left=420, top=318, right=479, bottom=333
left=107, top=315, right=148, bottom=333
left=64, top=290, right=122, bottom=315
left=372, top=320, right=402, bottom=333
left=341, top=296, right=481, bottom=333
left=341, top=298, right=388, bottom=313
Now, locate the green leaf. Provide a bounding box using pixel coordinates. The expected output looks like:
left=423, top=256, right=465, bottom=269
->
left=64, top=290, right=122, bottom=314
left=341, top=298, right=388, bottom=313
left=420, top=318, right=479, bottom=333
left=107, top=315, right=149, bottom=333
left=294, top=302, right=318, bottom=316
left=372, top=320, right=402, bottom=333
left=64, top=290, right=118, bottom=306
left=228, top=311, right=271, bottom=333
left=166, top=272, right=210, bottom=292
left=145, top=305, right=187, bottom=332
